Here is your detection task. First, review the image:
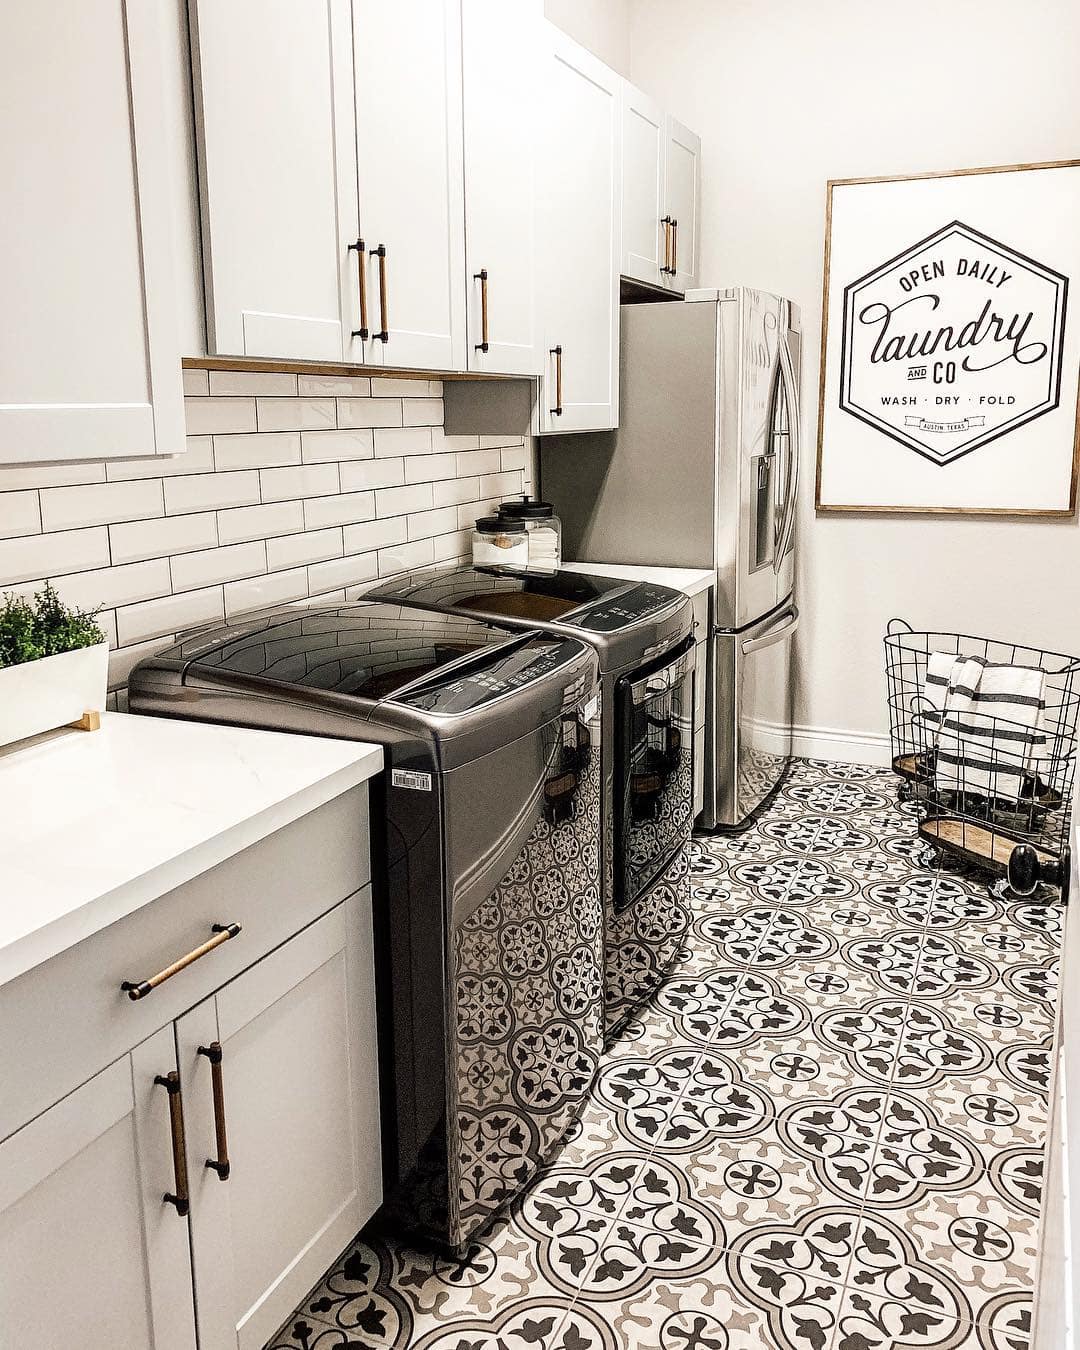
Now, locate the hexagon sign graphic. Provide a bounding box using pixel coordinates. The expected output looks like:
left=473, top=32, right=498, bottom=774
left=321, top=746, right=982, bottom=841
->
left=839, top=220, right=1068, bottom=466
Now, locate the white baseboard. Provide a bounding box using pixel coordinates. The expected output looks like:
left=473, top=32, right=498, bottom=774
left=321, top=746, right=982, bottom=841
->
left=790, top=722, right=891, bottom=767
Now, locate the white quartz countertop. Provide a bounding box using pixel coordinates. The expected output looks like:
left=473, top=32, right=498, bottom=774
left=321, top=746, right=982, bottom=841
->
left=560, top=560, right=715, bottom=600
left=0, top=712, right=382, bottom=988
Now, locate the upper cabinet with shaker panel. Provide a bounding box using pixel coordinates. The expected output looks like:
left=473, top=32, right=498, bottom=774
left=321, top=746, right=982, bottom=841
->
left=619, top=83, right=701, bottom=294
left=461, top=0, right=541, bottom=376
left=0, top=1, right=184, bottom=463
left=352, top=0, right=466, bottom=370
left=535, top=26, right=622, bottom=434
left=189, top=0, right=363, bottom=364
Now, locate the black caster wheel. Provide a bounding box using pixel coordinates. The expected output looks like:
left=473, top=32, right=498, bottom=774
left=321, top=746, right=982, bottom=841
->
left=1007, top=843, right=1070, bottom=901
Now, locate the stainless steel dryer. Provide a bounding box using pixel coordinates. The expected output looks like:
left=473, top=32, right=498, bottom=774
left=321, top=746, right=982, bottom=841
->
left=128, top=601, right=604, bottom=1251
left=366, top=565, right=696, bottom=1037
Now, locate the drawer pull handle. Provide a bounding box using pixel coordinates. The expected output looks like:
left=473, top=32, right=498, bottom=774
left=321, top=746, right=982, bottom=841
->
left=550, top=345, right=563, bottom=417
left=347, top=237, right=369, bottom=340
left=370, top=243, right=389, bottom=342
left=154, top=1071, right=190, bottom=1216
left=474, top=268, right=489, bottom=353
left=122, top=923, right=241, bottom=1001
left=197, top=1041, right=231, bottom=1181
left=661, top=215, right=673, bottom=274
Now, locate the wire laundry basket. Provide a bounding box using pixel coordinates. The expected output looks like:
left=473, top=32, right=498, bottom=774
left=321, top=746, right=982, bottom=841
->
left=884, top=619, right=1079, bottom=899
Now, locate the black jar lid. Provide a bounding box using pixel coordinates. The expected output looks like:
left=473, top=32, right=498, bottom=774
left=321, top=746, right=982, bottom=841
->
left=475, top=514, right=525, bottom=534
left=497, top=495, right=556, bottom=519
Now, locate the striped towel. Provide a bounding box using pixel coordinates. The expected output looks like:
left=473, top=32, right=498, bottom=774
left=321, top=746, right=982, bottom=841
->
left=933, top=654, right=1047, bottom=801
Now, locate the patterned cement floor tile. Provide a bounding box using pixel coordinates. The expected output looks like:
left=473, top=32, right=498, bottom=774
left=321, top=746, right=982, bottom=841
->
left=265, top=758, right=1061, bottom=1350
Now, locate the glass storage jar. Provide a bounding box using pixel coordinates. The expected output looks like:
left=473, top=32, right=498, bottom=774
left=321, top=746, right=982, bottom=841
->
left=497, top=497, right=562, bottom=569
left=472, top=514, right=529, bottom=567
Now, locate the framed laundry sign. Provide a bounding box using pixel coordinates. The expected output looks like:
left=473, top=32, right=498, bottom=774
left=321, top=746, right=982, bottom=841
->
left=816, top=159, right=1080, bottom=515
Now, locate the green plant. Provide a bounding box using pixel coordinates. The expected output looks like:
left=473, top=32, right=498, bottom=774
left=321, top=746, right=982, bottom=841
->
left=0, top=583, right=105, bottom=669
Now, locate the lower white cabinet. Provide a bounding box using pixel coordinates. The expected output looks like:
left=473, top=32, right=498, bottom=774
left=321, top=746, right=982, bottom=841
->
left=0, top=892, right=379, bottom=1350
left=179, top=895, right=380, bottom=1350
left=0, top=1029, right=198, bottom=1350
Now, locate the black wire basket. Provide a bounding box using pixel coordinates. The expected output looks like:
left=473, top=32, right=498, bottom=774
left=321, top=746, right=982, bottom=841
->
left=884, top=619, right=1079, bottom=900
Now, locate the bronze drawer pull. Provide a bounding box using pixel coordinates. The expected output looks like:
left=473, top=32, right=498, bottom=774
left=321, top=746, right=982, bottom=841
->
left=550, top=345, right=563, bottom=416
left=154, top=1071, right=190, bottom=1216
left=121, top=923, right=241, bottom=1001
left=370, top=243, right=389, bottom=342
left=661, top=215, right=673, bottom=274
left=197, top=1042, right=231, bottom=1181
left=474, top=268, right=489, bottom=353
left=347, top=237, right=369, bottom=340
left=671, top=218, right=679, bottom=276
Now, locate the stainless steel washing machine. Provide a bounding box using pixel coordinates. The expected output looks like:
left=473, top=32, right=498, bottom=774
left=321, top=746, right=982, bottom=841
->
left=366, top=565, right=696, bottom=1038
left=128, top=601, right=603, bottom=1251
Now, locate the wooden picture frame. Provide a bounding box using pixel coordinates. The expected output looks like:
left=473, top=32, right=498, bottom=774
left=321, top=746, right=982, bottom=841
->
left=815, top=159, right=1080, bottom=517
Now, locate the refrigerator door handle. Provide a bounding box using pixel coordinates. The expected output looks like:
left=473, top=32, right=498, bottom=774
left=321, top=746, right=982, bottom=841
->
left=773, top=326, right=801, bottom=574
left=740, top=606, right=799, bottom=655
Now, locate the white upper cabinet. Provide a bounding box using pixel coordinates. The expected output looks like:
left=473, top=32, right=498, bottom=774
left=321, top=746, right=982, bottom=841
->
left=461, top=0, right=540, bottom=376
left=618, top=83, right=702, bottom=295
left=664, top=114, right=701, bottom=293
left=620, top=83, right=666, bottom=289
left=189, top=0, right=362, bottom=363
left=0, top=1, right=184, bottom=463
left=536, top=26, right=622, bottom=434
left=352, top=0, right=466, bottom=371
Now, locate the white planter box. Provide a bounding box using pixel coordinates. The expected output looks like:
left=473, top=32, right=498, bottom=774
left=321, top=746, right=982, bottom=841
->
left=0, top=642, right=109, bottom=748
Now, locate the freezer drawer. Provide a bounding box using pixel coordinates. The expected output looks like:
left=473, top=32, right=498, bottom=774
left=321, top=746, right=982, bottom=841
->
left=703, top=602, right=798, bottom=829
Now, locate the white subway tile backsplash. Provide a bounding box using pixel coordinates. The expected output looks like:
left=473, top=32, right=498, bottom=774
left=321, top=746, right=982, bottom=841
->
left=374, top=427, right=431, bottom=458
left=108, top=636, right=176, bottom=691
left=401, top=398, right=444, bottom=428
left=0, top=526, right=110, bottom=585
left=377, top=537, right=434, bottom=577
left=308, top=551, right=379, bottom=593
left=256, top=397, right=335, bottom=432
left=300, top=428, right=374, bottom=463
left=375, top=483, right=433, bottom=518
left=407, top=506, right=459, bottom=541
left=218, top=500, right=304, bottom=545
left=224, top=568, right=308, bottom=617
left=480, top=470, right=523, bottom=498
left=209, top=370, right=298, bottom=397
left=260, top=463, right=339, bottom=502
left=500, top=445, right=527, bottom=472
left=266, top=528, right=342, bottom=572
left=432, top=429, right=480, bottom=453
left=303, top=491, right=376, bottom=530
left=184, top=396, right=257, bottom=435
left=372, top=378, right=441, bottom=398
left=165, top=470, right=261, bottom=515
left=182, top=368, right=210, bottom=396
left=337, top=397, right=403, bottom=430
left=0, top=491, right=40, bottom=539
left=432, top=476, right=480, bottom=508
left=343, top=517, right=408, bottom=554
left=433, top=528, right=471, bottom=563
left=51, top=559, right=172, bottom=612
left=339, top=458, right=405, bottom=492
left=404, top=452, right=458, bottom=484
left=106, top=436, right=216, bottom=481
left=213, top=432, right=301, bottom=471
left=40, top=479, right=163, bottom=532
left=170, top=541, right=267, bottom=592
left=0, top=462, right=106, bottom=491
left=455, top=448, right=501, bottom=477
left=110, top=512, right=219, bottom=564
left=298, top=374, right=371, bottom=397
left=117, top=585, right=224, bottom=646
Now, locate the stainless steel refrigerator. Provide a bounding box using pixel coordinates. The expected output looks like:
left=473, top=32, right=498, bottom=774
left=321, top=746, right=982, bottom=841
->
left=539, top=287, right=802, bottom=828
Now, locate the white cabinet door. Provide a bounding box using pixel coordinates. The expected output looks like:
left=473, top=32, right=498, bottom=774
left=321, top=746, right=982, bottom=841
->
left=461, top=0, right=540, bottom=376
left=0, top=1, right=183, bottom=462
left=190, top=0, right=362, bottom=363
left=352, top=0, right=466, bottom=370
left=663, top=115, right=701, bottom=294
left=620, top=82, right=666, bottom=288
left=0, top=1030, right=197, bottom=1350
left=536, top=27, right=622, bottom=433
left=179, top=894, right=381, bottom=1350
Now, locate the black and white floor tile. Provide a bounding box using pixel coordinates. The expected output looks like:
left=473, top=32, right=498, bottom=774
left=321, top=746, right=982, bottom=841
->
left=267, top=759, right=1062, bottom=1350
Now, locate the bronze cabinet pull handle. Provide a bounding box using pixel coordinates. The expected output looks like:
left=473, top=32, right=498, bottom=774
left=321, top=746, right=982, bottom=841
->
left=154, top=1071, right=190, bottom=1216
left=197, top=1042, right=231, bottom=1180
left=671, top=218, right=679, bottom=276
left=121, top=923, right=241, bottom=1001
left=370, top=244, right=389, bottom=341
left=661, top=215, right=673, bottom=273
left=348, top=237, right=369, bottom=340
left=474, top=269, right=489, bottom=353
left=550, top=345, right=563, bottom=416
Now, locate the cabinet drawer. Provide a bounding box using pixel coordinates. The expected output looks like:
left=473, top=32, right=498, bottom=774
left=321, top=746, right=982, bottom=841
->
left=0, top=786, right=369, bottom=1142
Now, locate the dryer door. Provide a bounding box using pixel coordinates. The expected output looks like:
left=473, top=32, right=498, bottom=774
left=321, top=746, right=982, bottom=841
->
left=442, top=682, right=604, bottom=1248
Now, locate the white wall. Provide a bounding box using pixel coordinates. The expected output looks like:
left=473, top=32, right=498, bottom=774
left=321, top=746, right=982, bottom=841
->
left=628, top=0, right=1080, bottom=750
left=545, top=0, right=632, bottom=77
